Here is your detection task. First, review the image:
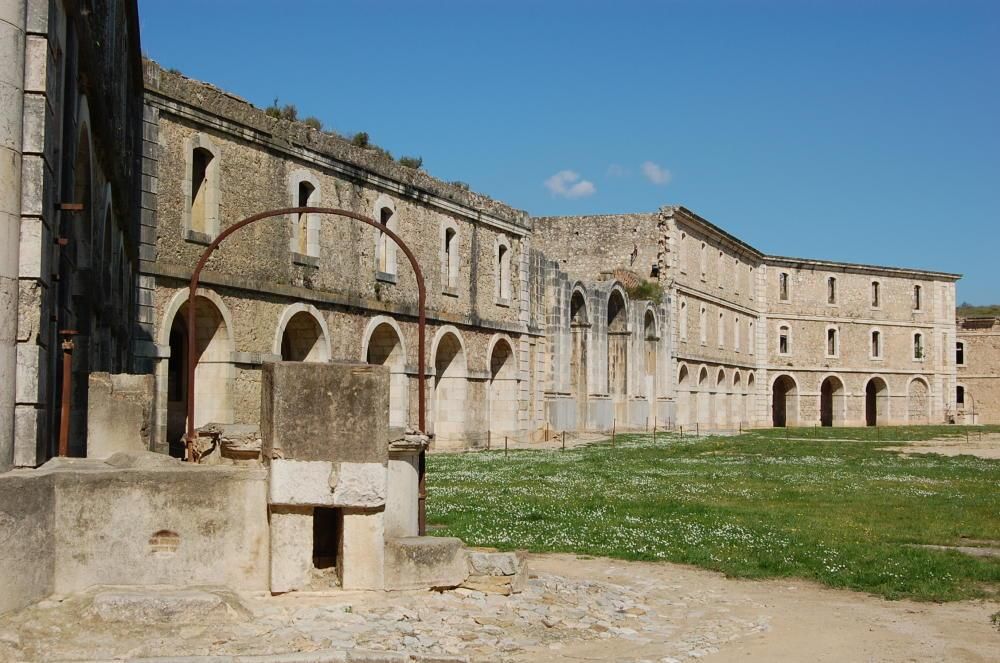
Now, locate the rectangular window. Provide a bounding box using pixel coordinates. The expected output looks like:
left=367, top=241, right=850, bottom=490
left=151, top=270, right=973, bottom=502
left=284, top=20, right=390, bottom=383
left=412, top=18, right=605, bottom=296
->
left=913, top=284, right=922, bottom=311
left=871, top=331, right=882, bottom=358
left=827, top=328, right=837, bottom=357
left=957, top=386, right=965, bottom=406
left=872, top=281, right=881, bottom=308
left=779, top=272, right=789, bottom=301
left=827, top=276, right=837, bottom=304
left=956, top=342, right=964, bottom=365
left=914, top=333, right=924, bottom=360
left=718, top=312, right=724, bottom=348
left=778, top=326, right=790, bottom=355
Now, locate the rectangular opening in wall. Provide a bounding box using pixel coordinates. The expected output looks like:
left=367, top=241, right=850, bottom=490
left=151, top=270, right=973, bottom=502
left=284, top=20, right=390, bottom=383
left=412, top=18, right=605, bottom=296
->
left=313, top=507, right=342, bottom=572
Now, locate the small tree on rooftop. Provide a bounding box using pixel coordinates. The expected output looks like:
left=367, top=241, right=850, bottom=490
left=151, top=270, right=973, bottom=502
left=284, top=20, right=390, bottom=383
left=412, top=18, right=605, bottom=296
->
left=398, top=155, right=423, bottom=169
left=303, top=116, right=322, bottom=130
left=351, top=132, right=370, bottom=148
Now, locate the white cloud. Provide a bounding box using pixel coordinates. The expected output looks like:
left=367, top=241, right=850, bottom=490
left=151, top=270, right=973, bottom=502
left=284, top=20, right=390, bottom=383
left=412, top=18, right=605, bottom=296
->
left=544, top=170, right=596, bottom=199
left=606, top=164, right=629, bottom=177
left=641, top=161, right=672, bottom=185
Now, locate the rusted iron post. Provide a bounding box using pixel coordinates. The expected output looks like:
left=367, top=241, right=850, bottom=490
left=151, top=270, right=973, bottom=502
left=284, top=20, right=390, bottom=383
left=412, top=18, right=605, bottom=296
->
left=562, top=431, right=565, bottom=450
left=652, top=416, right=656, bottom=445
left=487, top=429, right=491, bottom=451
left=504, top=435, right=508, bottom=459
left=182, top=207, right=430, bottom=525
left=612, top=419, right=616, bottom=448
left=57, top=330, right=78, bottom=457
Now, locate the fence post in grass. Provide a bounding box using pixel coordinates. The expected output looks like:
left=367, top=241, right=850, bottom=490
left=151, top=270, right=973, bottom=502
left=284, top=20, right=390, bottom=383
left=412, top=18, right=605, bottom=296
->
left=679, top=424, right=683, bottom=437
left=653, top=416, right=657, bottom=445
left=562, top=430, right=566, bottom=451
left=612, top=419, right=616, bottom=448
left=545, top=421, right=549, bottom=441
left=504, top=436, right=508, bottom=458
left=696, top=422, right=700, bottom=437
left=487, top=429, right=491, bottom=451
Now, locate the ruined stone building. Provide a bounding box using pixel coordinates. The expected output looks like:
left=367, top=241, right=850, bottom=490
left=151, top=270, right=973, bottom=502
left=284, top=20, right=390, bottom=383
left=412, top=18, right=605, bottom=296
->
left=2, top=0, right=143, bottom=471
left=1, top=1, right=991, bottom=473
left=535, top=209, right=960, bottom=430
left=957, top=317, right=1000, bottom=424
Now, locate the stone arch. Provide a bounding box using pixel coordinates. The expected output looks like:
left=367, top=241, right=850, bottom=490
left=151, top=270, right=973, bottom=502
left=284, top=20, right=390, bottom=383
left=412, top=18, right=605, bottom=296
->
left=907, top=376, right=930, bottom=424
left=495, top=234, right=513, bottom=302
left=771, top=373, right=798, bottom=428
left=643, top=307, right=658, bottom=401
left=183, top=132, right=221, bottom=238
left=696, top=365, right=710, bottom=427
left=677, top=363, right=691, bottom=427
left=274, top=304, right=331, bottom=363
left=488, top=335, right=519, bottom=438
left=715, top=367, right=728, bottom=428
left=373, top=193, right=398, bottom=276
left=606, top=287, right=629, bottom=397
left=864, top=376, right=890, bottom=426
left=288, top=169, right=321, bottom=258
left=569, top=286, right=589, bottom=427
left=732, top=370, right=744, bottom=428
left=432, top=326, right=468, bottom=445
left=363, top=315, right=409, bottom=429
left=819, top=374, right=846, bottom=427
left=440, top=218, right=460, bottom=291
left=160, top=288, right=236, bottom=457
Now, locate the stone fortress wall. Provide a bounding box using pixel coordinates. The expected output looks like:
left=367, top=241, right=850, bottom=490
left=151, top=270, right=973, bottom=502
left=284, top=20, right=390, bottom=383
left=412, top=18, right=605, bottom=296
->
left=535, top=206, right=960, bottom=430
left=138, top=62, right=542, bottom=453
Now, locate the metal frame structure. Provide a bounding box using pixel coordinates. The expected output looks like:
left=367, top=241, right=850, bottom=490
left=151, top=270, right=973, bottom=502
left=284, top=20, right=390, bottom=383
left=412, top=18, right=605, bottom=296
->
left=183, top=207, right=428, bottom=530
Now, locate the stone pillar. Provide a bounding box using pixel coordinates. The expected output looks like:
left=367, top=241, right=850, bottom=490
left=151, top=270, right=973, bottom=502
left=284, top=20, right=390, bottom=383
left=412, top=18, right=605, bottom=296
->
left=0, top=0, right=26, bottom=471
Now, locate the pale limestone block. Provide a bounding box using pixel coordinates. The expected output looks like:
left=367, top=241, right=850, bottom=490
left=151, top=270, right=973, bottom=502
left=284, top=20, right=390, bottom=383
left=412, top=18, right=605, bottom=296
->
left=384, top=452, right=419, bottom=539
left=340, top=509, right=384, bottom=590
left=268, top=459, right=334, bottom=506
left=331, top=462, right=386, bottom=508
left=86, top=373, right=153, bottom=459
left=384, top=536, right=468, bottom=591
left=467, top=550, right=520, bottom=576
left=269, top=506, right=313, bottom=593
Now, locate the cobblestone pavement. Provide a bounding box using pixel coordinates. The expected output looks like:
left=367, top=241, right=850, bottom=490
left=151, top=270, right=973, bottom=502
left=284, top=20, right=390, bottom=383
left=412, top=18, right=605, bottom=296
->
left=0, top=554, right=996, bottom=662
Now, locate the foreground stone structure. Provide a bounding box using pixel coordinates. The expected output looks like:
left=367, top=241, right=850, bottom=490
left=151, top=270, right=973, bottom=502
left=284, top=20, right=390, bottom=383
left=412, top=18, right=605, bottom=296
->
left=1, top=361, right=525, bottom=616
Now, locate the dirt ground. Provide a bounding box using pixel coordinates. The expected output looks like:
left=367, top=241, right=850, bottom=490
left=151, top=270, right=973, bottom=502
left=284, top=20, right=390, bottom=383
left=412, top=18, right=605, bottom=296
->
left=879, top=432, right=1000, bottom=459
left=1, top=553, right=996, bottom=662
left=530, top=554, right=999, bottom=663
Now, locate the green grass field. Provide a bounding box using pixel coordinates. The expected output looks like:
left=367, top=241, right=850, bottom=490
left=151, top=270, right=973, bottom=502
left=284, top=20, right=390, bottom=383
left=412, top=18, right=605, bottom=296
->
left=426, top=426, right=1000, bottom=601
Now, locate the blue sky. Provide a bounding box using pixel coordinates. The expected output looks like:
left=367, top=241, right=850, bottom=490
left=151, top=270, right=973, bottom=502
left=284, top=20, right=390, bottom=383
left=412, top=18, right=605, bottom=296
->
left=138, top=0, right=999, bottom=303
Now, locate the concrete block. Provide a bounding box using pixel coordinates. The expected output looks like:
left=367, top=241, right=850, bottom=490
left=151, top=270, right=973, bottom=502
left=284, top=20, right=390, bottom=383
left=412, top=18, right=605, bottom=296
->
left=269, top=506, right=313, bottom=593
left=384, top=536, right=468, bottom=591
left=86, top=373, right=154, bottom=459
left=332, top=462, right=386, bottom=508
left=340, top=509, right=385, bottom=591
left=261, top=361, right=389, bottom=464
left=268, top=459, right=334, bottom=506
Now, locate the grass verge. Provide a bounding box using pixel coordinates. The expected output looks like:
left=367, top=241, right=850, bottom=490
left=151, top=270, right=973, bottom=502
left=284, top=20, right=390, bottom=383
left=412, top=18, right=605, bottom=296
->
left=426, top=426, right=1000, bottom=601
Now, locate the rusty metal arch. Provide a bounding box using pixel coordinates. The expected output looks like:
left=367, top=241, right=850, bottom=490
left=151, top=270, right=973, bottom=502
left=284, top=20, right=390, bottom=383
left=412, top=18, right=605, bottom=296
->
left=183, top=207, right=428, bottom=458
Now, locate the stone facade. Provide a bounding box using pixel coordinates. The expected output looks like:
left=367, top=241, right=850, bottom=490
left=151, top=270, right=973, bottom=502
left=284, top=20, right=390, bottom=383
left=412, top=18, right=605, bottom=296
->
left=535, top=206, right=961, bottom=429
left=956, top=317, right=1000, bottom=424
left=2, top=0, right=143, bottom=470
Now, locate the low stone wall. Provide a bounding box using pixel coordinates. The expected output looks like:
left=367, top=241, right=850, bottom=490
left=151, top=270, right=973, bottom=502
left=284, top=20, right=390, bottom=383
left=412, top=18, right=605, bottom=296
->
left=0, top=472, right=55, bottom=615
left=0, top=453, right=269, bottom=615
